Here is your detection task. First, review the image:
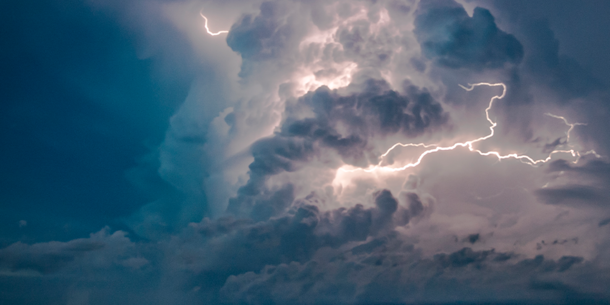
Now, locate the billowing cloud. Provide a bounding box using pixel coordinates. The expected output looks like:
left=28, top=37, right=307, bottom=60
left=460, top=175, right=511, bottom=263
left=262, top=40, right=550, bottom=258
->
left=219, top=245, right=595, bottom=304
left=414, top=0, right=523, bottom=70
left=0, top=228, right=145, bottom=275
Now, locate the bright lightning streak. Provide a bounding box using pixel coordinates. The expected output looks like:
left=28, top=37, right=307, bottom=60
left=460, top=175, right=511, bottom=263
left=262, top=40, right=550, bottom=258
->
left=200, top=11, right=228, bottom=36
left=340, top=83, right=599, bottom=173
left=540, top=113, right=600, bottom=163
left=544, top=113, right=585, bottom=143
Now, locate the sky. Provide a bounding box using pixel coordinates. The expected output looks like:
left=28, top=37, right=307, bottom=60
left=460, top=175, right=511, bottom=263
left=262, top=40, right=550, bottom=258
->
left=1, top=0, right=610, bottom=304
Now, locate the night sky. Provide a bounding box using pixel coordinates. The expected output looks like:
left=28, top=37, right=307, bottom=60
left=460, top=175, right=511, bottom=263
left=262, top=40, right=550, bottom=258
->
left=1, top=0, right=610, bottom=304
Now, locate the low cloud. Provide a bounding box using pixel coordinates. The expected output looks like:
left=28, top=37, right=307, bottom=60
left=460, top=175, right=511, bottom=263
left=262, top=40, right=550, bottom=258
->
left=0, top=227, right=142, bottom=275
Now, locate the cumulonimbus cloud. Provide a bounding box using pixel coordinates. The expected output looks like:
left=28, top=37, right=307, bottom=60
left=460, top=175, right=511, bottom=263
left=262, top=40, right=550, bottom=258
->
left=2, top=0, right=610, bottom=304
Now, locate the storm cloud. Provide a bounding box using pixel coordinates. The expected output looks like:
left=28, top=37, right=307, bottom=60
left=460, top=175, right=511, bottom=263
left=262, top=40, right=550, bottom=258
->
left=2, top=0, right=610, bottom=304
left=414, top=0, right=523, bottom=70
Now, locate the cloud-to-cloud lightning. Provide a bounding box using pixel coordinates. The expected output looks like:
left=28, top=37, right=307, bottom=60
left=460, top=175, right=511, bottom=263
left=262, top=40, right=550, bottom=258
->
left=200, top=11, right=228, bottom=36
left=341, top=83, right=599, bottom=173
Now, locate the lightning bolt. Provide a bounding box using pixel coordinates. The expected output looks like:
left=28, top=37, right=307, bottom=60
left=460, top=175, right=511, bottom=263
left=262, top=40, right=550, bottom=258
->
left=543, top=113, right=584, bottom=143
left=200, top=11, right=228, bottom=36
left=340, top=82, right=599, bottom=173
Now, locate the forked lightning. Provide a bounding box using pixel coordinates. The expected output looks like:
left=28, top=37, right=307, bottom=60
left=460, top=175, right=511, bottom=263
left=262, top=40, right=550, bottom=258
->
left=341, top=83, right=599, bottom=173
left=200, top=11, right=228, bottom=36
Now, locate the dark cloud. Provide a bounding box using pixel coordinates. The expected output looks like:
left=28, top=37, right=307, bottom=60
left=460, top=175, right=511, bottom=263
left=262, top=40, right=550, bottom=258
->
left=284, top=79, right=449, bottom=160
left=182, top=189, right=422, bottom=289
left=226, top=135, right=310, bottom=219
left=227, top=1, right=307, bottom=78
left=230, top=183, right=296, bottom=221
left=517, top=18, right=601, bottom=98
left=535, top=185, right=603, bottom=205
left=403, top=191, right=425, bottom=218
left=0, top=228, right=141, bottom=275
left=218, top=243, right=596, bottom=304
left=433, top=247, right=494, bottom=268
left=0, top=239, right=104, bottom=274
left=547, top=159, right=610, bottom=180
left=371, top=189, right=407, bottom=235
left=414, top=0, right=523, bottom=70
left=466, top=233, right=480, bottom=244
left=516, top=254, right=584, bottom=273
left=248, top=137, right=316, bottom=178
left=535, top=160, right=610, bottom=207
left=227, top=2, right=289, bottom=60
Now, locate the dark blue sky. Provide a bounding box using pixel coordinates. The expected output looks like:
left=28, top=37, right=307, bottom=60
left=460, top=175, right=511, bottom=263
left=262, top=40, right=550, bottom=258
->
left=0, top=0, right=195, bottom=245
